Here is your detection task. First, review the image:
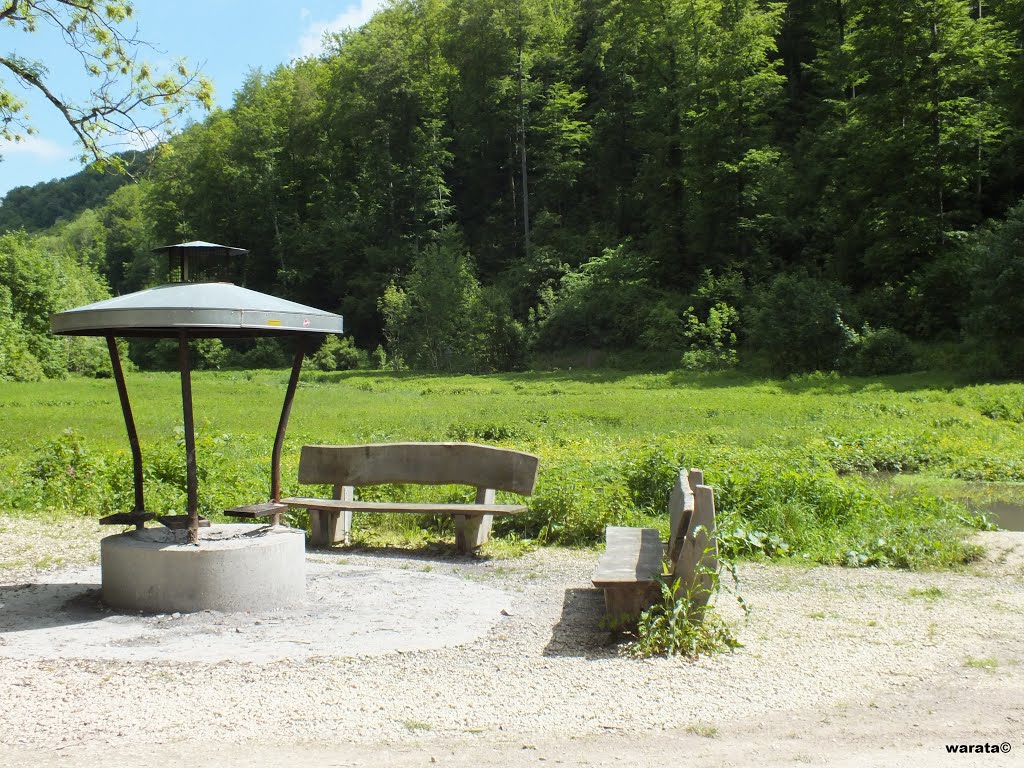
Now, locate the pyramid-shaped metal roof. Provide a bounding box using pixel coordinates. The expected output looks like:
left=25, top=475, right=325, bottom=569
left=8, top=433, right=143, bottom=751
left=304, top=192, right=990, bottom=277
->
left=51, top=282, right=343, bottom=337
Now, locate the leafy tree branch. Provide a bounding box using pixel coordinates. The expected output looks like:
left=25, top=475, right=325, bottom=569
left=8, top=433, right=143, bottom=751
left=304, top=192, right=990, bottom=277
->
left=1, top=0, right=212, bottom=172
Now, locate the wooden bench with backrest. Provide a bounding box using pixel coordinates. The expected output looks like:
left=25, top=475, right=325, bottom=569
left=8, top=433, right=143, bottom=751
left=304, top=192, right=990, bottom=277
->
left=591, top=468, right=718, bottom=624
left=279, top=442, right=540, bottom=554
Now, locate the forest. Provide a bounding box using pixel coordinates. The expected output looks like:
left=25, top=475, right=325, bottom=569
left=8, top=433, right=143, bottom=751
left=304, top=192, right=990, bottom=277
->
left=2, top=0, right=1024, bottom=381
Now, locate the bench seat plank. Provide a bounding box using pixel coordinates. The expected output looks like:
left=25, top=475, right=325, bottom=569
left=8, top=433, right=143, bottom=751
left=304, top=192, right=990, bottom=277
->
left=591, top=526, right=664, bottom=587
left=225, top=501, right=289, bottom=518
left=281, top=497, right=527, bottom=517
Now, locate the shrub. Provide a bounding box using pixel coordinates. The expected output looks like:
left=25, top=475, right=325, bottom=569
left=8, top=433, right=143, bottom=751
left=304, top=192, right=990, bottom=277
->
left=192, top=338, right=229, bottom=371
left=624, top=447, right=679, bottom=512
left=626, top=576, right=744, bottom=659
left=842, top=325, right=916, bottom=375
left=639, top=302, right=686, bottom=355
left=963, top=198, right=1024, bottom=376
left=534, top=242, right=658, bottom=350
left=311, top=335, right=361, bottom=371
left=64, top=335, right=114, bottom=378
left=236, top=337, right=290, bottom=369
left=745, top=272, right=849, bottom=374
left=680, top=302, right=740, bottom=371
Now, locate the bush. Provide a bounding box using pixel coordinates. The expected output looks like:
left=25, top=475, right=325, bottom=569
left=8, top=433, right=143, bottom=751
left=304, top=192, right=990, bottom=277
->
left=626, top=577, right=744, bottom=658
left=842, top=326, right=916, bottom=375
left=64, top=335, right=114, bottom=377
left=192, top=338, right=229, bottom=370
left=311, top=335, right=362, bottom=371
left=963, top=198, right=1024, bottom=376
left=639, top=302, right=686, bottom=355
left=745, top=272, right=850, bottom=375
left=129, top=337, right=230, bottom=371
left=235, top=337, right=291, bottom=369
left=534, top=242, right=659, bottom=350
left=680, top=302, right=740, bottom=371
left=1, top=288, right=46, bottom=381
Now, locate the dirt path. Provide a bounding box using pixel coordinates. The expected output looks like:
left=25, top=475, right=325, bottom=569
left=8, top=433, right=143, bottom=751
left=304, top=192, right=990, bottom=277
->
left=1, top=519, right=1021, bottom=767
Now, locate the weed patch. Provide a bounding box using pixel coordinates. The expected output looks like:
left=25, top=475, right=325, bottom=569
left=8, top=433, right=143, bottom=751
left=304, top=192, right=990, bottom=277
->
left=0, top=370, right=1015, bottom=570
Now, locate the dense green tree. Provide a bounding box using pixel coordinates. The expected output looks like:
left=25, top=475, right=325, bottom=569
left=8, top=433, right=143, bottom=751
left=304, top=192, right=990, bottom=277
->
left=585, top=0, right=787, bottom=284
left=964, top=196, right=1024, bottom=375
left=804, top=0, right=1013, bottom=297
left=20, top=0, right=1023, bottom=376
left=0, top=230, right=109, bottom=379
left=0, top=154, right=142, bottom=232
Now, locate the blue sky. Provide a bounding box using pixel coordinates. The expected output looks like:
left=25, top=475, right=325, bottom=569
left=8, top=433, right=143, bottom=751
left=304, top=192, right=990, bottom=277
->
left=0, top=0, right=386, bottom=199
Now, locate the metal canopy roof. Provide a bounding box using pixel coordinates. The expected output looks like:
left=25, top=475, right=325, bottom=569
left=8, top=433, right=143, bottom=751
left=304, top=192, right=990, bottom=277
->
left=51, top=282, right=344, bottom=337
left=152, top=241, right=249, bottom=256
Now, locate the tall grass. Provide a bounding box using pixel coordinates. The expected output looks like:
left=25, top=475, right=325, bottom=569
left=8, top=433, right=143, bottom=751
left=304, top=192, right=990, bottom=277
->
left=2, top=369, right=1017, bottom=568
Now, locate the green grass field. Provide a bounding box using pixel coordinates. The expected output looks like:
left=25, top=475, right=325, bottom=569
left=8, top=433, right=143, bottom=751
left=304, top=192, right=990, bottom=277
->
left=1, top=368, right=1022, bottom=568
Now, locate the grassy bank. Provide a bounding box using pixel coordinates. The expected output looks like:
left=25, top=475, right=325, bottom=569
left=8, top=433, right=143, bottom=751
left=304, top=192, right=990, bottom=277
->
left=1, top=369, right=1020, bottom=568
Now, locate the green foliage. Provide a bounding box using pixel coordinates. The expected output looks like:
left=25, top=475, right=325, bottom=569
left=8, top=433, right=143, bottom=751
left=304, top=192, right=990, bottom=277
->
left=371, top=344, right=388, bottom=370
left=403, top=226, right=483, bottom=371
left=0, top=1, right=211, bottom=172
left=624, top=448, right=679, bottom=513
left=0, top=154, right=142, bottom=233
left=1, top=424, right=269, bottom=521
left=4, top=0, right=1023, bottom=372
left=746, top=273, right=850, bottom=375
left=963, top=198, right=1024, bottom=376
left=311, top=335, right=362, bottom=372
left=375, top=227, right=526, bottom=372
left=233, top=338, right=291, bottom=370
left=680, top=303, right=740, bottom=372
left=626, top=577, right=743, bottom=659
left=0, top=370, right=1009, bottom=570
left=378, top=282, right=411, bottom=372
left=842, top=326, right=917, bottom=376
left=0, top=284, right=46, bottom=382
left=535, top=243, right=657, bottom=349
left=639, top=303, right=686, bottom=357
left=0, top=230, right=110, bottom=380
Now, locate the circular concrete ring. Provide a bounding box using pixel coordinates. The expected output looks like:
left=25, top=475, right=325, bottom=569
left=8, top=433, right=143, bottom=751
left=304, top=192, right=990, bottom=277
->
left=101, top=524, right=306, bottom=613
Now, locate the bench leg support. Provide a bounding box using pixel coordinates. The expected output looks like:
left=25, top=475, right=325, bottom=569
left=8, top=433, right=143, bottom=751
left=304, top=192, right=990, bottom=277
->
left=601, top=584, right=660, bottom=629
left=308, top=509, right=352, bottom=548
left=454, top=513, right=492, bottom=554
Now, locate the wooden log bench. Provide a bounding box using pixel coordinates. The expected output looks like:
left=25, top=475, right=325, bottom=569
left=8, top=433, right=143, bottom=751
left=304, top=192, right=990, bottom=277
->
left=276, top=442, right=540, bottom=554
left=591, top=468, right=718, bottom=625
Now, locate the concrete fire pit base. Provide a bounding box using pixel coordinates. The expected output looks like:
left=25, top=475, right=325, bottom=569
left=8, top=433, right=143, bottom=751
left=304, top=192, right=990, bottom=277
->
left=101, top=524, right=306, bottom=613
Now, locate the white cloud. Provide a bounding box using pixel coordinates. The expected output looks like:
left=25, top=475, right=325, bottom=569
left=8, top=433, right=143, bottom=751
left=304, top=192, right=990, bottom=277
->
left=295, top=0, right=387, bottom=58
left=0, top=134, right=67, bottom=161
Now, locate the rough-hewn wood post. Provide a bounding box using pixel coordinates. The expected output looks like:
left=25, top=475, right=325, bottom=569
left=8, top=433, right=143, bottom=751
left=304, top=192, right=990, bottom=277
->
left=178, top=333, right=199, bottom=546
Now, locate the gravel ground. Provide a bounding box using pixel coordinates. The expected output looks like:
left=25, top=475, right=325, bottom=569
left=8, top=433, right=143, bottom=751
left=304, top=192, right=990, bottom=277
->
left=1, top=515, right=1022, bottom=766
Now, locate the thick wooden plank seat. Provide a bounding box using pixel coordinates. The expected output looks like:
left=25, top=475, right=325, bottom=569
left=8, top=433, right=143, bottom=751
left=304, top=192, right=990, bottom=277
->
left=592, top=527, right=663, bottom=619
left=281, top=498, right=528, bottom=516
left=592, top=469, right=718, bottom=625
left=592, top=527, right=663, bottom=585
left=284, top=442, right=540, bottom=553
left=225, top=501, right=289, bottom=519
left=99, top=512, right=156, bottom=526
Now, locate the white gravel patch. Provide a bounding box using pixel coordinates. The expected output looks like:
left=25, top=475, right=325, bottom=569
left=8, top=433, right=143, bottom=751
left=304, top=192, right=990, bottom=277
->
left=0, top=516, right=1022, bottom=753
left=0, top=562, right=512, bottom=662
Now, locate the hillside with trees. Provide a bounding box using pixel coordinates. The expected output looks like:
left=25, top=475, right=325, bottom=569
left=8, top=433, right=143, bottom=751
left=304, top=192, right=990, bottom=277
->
left=0, top=152, right=148, bottom=233
left=3, top=0, right=1023, bottom=380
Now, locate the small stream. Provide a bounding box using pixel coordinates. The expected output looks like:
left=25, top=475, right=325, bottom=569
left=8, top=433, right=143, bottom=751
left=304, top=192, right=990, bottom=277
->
left=968, top=499, right=1024, bottom=532
left=865, top=475, right=1024, bottom=532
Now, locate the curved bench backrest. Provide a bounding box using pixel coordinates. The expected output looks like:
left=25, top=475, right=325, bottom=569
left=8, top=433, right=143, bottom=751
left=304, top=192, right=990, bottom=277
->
left=297, top=442, right=540, bottom=496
